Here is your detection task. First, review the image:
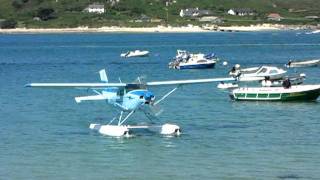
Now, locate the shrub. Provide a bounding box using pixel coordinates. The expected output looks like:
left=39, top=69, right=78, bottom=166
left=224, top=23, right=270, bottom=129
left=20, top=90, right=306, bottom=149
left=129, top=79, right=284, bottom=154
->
left=0, top=19, right=17, bottom=29
left=36, top=8, right=56, bottom=21
left=12, top=0, right=24, bottom=9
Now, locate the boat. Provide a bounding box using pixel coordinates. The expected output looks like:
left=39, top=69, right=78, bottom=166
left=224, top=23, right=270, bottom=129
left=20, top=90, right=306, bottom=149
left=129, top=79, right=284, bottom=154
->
left=168, top=50, right=217, bottom=69
left=120, top=50, right=149, bottom=58
left=230, top=85, right=320, bottom=101
left=261, top=74, right=306, bottom=87
left=285, top=59, right=320, bottom=68
left=217, top=82, right=239, bottom=89
left=306, top=30, right=320, bottom=34
left=229, top=66, right=287, bottom=80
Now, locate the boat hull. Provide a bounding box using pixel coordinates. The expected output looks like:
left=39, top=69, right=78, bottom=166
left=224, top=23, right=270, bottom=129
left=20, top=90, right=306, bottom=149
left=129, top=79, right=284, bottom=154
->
left=178, top=63, right=215, bottom=69
left=230, top=85, right=320, bottom=101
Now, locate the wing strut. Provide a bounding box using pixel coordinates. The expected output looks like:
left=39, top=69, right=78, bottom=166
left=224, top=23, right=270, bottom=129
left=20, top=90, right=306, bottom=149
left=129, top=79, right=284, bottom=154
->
left=154, top=87, right=179, bottom=106
left=118, top=110, right=135, bottom=126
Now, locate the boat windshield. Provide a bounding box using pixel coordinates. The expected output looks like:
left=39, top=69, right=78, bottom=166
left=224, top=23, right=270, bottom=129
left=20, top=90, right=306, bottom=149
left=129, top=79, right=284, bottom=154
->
left=257, top=67, right=267, bottom=74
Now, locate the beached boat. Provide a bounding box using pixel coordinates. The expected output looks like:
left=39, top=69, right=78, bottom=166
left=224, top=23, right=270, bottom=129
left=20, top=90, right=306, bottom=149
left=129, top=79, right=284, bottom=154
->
left=230, top=85, right=320, bottom=101
left=168, top=50, right=217, bottom=69
left=229, top=66, right=287, bottom=80
left=285, top=59, right=320, bottom=68
left=120, top=50, right=149, bottom=58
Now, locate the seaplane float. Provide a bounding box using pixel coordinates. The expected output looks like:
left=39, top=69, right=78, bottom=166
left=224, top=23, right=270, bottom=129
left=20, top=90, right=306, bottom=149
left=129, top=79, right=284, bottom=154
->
left=120, top=50, right=149, bottom=58
left=285, top=59, right=320, bottom=68
left=168, top=50, right=217, bottom=69
left=26, top=69, right=255, bottom=137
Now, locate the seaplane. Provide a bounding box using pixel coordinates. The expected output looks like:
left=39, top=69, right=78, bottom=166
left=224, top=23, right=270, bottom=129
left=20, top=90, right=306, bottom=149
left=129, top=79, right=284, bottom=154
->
left=25, top=69, right=261, bottom=137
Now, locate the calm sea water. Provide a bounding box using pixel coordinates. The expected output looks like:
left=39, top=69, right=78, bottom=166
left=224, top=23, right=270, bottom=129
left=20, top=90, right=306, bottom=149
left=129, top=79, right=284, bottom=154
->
left=1, top=32, right=320, bottom=179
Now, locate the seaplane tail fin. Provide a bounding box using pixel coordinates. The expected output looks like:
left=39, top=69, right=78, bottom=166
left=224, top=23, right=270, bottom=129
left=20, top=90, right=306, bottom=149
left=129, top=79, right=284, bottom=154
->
left=99, top=69, right=108, bottom=82
left=75, top=94, right=108, bottom=103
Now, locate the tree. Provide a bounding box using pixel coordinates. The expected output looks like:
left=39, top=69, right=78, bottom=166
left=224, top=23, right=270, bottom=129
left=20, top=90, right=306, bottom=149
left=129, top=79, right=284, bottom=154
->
left=12, top=0, right=24, bottom=9
left=12, top=0, right=29, bottom=9
left=36, top=8, right=56, bottom=21
left=0, top=19, right=17, bottom=29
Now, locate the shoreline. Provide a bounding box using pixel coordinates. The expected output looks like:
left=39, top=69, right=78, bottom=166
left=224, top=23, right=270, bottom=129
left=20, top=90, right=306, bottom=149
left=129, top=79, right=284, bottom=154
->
left=0, top=24, right=313, bottom=34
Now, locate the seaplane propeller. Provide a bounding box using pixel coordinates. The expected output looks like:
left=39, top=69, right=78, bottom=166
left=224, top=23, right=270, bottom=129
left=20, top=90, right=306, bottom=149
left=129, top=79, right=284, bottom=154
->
left=25, top=69, right=259, bottom=137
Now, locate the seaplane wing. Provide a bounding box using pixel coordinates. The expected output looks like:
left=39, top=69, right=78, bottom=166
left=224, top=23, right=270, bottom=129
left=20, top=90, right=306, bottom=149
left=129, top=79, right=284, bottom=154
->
left=25, top=83, right=127, bottom=88
left=146, top=77, right=235, bottom=86
left=25, top=76, right=264, bottom=89
left=146, top=76, right=265, bottom=86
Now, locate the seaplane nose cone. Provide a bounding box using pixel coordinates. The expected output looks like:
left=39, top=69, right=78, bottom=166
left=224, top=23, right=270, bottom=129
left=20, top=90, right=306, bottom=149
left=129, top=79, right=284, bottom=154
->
left=144, top=91, right=154, bottom=101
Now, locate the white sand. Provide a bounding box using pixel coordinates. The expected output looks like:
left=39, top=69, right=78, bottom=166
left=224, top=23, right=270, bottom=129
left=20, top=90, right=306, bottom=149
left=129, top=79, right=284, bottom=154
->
left=0, top=24, right=284, bottom=34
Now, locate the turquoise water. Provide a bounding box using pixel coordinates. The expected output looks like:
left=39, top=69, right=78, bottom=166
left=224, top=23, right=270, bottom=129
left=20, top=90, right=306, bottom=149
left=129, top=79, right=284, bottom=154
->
left=1, top=32, right=320, bottom=179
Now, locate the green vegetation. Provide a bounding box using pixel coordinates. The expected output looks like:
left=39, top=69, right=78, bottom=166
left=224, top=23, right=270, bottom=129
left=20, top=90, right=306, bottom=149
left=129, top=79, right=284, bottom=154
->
left=0, top=0, right=319, bottom=28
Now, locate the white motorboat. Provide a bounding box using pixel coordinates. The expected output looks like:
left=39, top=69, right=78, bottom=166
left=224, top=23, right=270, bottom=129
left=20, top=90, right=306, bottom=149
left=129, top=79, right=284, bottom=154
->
left=120, top=50, right=149, bottom=58
left=229, top=66, right=287, bottom=80
left=285, top=59, right=320, bottom=68
left=217, top=82, right=239, bottom=89
left=261, top=74, right=306, bottom=87
left=168, top=50, right=217, bottom=69
left=306, top=30, right=320, bottom=34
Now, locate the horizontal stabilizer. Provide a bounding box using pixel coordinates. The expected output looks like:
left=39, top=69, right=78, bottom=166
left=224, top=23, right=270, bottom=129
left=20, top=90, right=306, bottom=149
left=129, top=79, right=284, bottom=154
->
left=75, top=95, right=108, bottom=103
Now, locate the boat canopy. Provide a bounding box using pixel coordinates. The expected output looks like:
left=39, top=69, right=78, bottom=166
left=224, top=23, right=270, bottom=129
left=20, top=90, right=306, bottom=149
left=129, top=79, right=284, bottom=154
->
left=204, top=53, right=215, bottom=59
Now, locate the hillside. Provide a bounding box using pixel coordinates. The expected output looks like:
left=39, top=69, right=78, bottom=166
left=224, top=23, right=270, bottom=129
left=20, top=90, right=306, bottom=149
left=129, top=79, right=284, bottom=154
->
left=0, top=0, right=319, bottom=28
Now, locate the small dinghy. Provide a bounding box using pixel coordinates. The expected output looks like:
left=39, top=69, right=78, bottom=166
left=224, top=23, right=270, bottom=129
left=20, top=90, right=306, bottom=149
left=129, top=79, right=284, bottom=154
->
left=285, top=59, right=320, bottom=68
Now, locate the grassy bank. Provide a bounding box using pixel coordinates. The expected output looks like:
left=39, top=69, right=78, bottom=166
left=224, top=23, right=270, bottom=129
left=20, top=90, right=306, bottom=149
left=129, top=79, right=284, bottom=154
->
left=0, top=0, right=319, bottom=28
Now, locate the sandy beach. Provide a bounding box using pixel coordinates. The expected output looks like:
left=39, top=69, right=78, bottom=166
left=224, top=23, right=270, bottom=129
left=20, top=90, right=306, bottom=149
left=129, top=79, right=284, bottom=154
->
left=0, top=24, right=288, bottom=34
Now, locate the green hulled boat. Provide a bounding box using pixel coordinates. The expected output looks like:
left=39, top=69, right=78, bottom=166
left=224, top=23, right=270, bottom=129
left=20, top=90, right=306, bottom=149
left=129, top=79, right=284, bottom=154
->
left=230, top=85, right=320, bottom=101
